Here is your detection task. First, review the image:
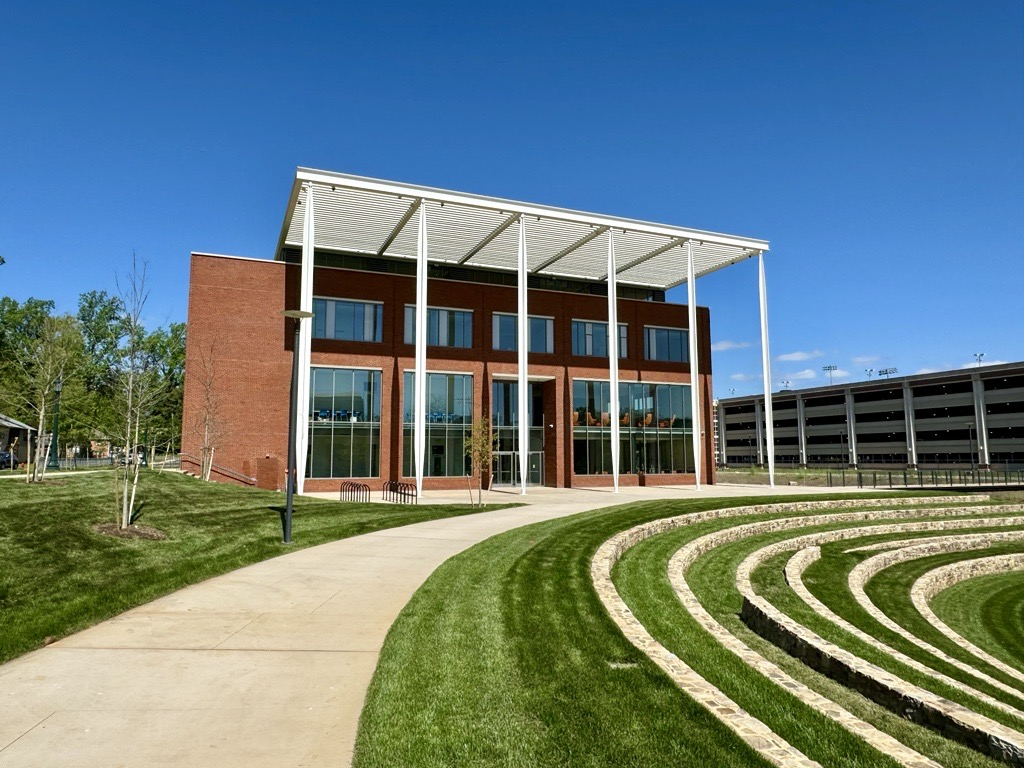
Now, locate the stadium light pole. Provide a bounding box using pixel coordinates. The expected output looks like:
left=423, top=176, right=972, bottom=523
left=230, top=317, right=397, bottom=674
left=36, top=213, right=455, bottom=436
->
left=823, top=364, right=837, bottom=386
left=879, top=367, right=897, bottom=379
left=282, top=309, right=314, bottom=544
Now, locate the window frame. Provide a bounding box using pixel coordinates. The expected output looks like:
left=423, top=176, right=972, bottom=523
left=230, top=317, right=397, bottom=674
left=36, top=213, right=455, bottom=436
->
left=570, top=319, right=628, bottom=358
left=403, top=304, right=474, bottom=349
left=491, top=312, right=555, bottom=353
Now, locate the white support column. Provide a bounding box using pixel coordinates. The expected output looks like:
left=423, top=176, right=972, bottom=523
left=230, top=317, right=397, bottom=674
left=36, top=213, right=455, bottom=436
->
left=754, top=399, right=765, bottom=466
left=607, top=231, right=620, bottom=493
left=517, top=217, right=529, bottom=496
left=903, top=381, right=918, bottom=468
left=295, top=182, right=315, bottom=494
left=687, top=240, right=701, bottom=489
left=757, top=253, right=775, bottom=487
left=413, top=203, right=428, bottom=497
left=844, top=389, right=858, bottom=468
left=796, top=394, right=808, bottom=467
left=716, top=401, right=727, bottom=467
left=972, top=375, right=990, bottom=467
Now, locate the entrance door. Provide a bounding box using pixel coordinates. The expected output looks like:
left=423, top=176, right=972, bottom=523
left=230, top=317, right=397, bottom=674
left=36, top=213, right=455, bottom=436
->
left=492, top=451, right=544, bottom=486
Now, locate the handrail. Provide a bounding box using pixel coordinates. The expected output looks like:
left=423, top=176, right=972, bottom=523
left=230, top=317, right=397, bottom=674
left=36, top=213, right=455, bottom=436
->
left=340, top=480, right=370, bottom=503
left=180, top=452, right=257, bottom=486
left=382, top=480, right=417, bottom=504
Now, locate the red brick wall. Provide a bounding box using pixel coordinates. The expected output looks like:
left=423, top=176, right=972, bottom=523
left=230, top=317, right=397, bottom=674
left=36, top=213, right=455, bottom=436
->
left=182, top=253, right=716, bottom=491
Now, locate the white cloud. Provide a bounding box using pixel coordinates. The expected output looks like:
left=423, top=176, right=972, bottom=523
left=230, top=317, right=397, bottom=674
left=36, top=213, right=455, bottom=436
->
left=730, top=373, right=757, bottom=381
left=777, top=350, right=822, bottom=362
left=791, top=369, right=817, bottom=380
left=832, top=368, right=851, bottom=379
left=914, top=367, right=938, bottom=375
left=711, top=340, right=751, bottom=352
left=852, top=355, right=879, bottom=365
left=961, top=359, right=1008, bottom=369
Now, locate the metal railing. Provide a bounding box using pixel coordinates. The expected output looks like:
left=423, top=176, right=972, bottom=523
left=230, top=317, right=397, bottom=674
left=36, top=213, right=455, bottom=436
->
left=180, top=452, right=257, bottom=486
left=827, top=468, right=1024, bottom=489
left=340, top=480, right=370, bottom=503
left=382, top=480, right=417, bottom=504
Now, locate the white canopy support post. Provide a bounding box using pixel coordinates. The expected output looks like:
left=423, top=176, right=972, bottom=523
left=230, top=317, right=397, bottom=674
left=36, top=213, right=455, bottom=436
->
left=607, top=230, right=620, bottom=493
left=686, top=240, right=701, bottom=489
left=414, top=203, right=428, bottom=498
left=295, top=182, right=315, bottom=494
left=758, top=252, right=776, bottom=488
left=517, top=216, right=529, bottom=496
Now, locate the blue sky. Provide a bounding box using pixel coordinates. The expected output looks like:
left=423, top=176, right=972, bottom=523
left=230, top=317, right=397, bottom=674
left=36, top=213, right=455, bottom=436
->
left=1, top=1, right=1021, bottom=398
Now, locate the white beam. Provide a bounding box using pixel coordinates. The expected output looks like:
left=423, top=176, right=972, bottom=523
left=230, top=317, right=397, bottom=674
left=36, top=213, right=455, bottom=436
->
left=687, top=241, right=701, bottom=489
left=517, top=216, right=529, bottom=495
left=295, top=183, right=315, bottom=494
left=414, top=204, right=428, bottom=497
left=758, top=253, right=775, bottom=488
left=607, top=231, right=620, bottom=493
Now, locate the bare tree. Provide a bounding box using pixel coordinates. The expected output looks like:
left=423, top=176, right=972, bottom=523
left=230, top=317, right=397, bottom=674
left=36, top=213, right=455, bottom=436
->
left=188, top=342, right=223, bottom=482
left=114, top=255, right=160, bottom=528
left=463, top=413, right=496, bottom=507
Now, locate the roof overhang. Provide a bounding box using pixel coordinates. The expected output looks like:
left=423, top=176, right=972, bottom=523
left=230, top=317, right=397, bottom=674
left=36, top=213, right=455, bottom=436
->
left=275, top=168, right=768, bottom=291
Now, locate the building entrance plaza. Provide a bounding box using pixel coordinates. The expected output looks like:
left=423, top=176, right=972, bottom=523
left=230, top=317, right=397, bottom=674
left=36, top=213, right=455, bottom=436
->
left=181, top=168, right=784, bottom=494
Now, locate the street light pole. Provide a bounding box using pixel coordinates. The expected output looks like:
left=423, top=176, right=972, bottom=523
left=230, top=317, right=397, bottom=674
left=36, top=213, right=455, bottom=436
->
left=46, top=379, right=63, bottom=470
left=282, top=309, right=314, bottom=544
left=974, top=352, right=985, bottom=368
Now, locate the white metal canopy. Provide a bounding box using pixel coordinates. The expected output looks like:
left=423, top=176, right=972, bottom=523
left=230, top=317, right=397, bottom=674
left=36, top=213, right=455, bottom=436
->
left=277, top=168, right=776, bottom=494
left=275, top=168, right=769, bottom=290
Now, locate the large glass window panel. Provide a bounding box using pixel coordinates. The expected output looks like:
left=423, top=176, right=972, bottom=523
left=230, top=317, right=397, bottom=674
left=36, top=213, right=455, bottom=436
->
left=402, top=372, right=473, bottom=476
left=571, top=321, right=627, bottom=358
left=307, top=368, right=381, bottom=478
left=571, top=378, right=693, bottom=475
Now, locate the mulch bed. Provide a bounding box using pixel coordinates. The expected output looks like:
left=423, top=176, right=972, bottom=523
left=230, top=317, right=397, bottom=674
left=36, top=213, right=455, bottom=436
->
left=93, top=523, right=167, bottom=540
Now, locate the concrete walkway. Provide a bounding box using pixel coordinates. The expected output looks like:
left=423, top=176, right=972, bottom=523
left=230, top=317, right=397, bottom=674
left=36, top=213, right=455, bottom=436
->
left=0, top=483, right=863, bottom=767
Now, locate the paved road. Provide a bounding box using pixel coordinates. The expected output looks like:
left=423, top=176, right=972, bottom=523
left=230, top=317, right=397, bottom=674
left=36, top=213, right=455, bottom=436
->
left=0, top=483, right=857, bottom=767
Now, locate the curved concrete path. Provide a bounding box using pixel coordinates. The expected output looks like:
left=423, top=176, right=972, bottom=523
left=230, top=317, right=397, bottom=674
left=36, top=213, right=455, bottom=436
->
left=0, top=483, right=867, bottom=767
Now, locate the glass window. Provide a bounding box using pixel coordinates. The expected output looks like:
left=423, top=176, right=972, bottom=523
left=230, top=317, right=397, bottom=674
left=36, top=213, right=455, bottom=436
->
left=311, top=298, right=383, bottom=343
left=571, top=379, right=693, bottom=474
left=404, top=306, right=473, bottom=348
left=492, top=314, right=554, bottom=353
left=306, top=368, right=381, bottom=478
left=571, top=321, right=627, bottom=358
left=644, top=326, right=688, bottom=362
left=402, top=371, right=474, bottom=476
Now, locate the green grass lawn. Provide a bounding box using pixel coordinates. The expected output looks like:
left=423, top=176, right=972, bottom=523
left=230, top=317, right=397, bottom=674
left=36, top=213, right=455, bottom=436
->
left=354, top=492, right=943, bottom=768
left=932, top=572, right=1024, bottom=672
left=0, top=470, right=510, bottom=664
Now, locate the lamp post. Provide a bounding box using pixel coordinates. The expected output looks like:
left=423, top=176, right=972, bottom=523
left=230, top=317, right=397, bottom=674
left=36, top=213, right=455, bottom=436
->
left=282, top=309, right=314, bottom=544
left=974, top=352, right=985, bottom=368
left=781, top=380, right=791, bottom=391
left=46, top=379, right=63, bottom=470
left=823, top=364, right=837, bottom=386
left=865, top=368, right=874, bottom=380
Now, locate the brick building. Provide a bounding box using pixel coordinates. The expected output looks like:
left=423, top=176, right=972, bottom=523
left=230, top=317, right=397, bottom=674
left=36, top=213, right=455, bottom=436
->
left=182, top=169, right=770, bottom=494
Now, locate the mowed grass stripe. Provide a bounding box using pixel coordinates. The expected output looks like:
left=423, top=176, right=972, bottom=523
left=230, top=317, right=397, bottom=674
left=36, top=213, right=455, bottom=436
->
left=932, top=572, right=1024, bottom=673
left=755, top=530, right=1024, bottom=726
left=860, top=541, right=1024, bottom=693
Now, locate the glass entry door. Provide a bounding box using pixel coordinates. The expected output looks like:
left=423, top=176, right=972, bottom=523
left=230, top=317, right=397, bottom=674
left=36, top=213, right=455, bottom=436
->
left=491, top=380, right=546, bottom=486
left=492, top=451, right=544, bottom=486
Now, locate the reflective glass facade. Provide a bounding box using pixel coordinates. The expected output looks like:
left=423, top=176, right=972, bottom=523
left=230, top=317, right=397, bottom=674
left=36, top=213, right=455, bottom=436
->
left=402, top=372, right=474, bottom=476
left=572, top=380, right=692, bottom=475
left=307, top=367, right=381, bottom=478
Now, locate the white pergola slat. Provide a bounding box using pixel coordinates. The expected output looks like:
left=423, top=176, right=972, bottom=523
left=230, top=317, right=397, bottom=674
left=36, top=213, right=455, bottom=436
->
left=277, top=168, right=768, bottom=288
left=276, top=168, right=775, bottom=494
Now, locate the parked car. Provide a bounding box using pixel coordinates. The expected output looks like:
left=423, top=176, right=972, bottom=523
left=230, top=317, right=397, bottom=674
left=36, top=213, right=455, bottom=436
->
left=0, top=451, right=19, bottom=470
